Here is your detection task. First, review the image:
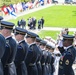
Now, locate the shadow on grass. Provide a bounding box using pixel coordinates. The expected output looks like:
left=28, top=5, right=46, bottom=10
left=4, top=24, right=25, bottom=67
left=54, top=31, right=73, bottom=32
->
left=72, top=11, right=76, bottom=16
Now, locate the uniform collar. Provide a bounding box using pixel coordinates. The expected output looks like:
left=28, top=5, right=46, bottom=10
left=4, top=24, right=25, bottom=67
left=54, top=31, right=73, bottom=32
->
left=41, top=48, right=45, bottom=51
left=64, top=45, right=72, bottom=50
left=18, top=40, right=25, bottom=44
left=5, top=35, right=12, bottom=39
left=46, top=50, right=48, bottom=52
left=29, top=42, right=36, bottom=46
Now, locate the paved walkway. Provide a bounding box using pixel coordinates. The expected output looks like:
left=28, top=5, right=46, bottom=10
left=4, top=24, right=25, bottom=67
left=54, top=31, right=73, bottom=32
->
left=42, top=27, right=76, bottom=31
left=27, top=27, right=76, bottom=34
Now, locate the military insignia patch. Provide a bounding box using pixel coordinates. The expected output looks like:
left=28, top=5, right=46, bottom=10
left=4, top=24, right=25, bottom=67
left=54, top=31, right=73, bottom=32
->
left=6, top=40, right=9, bottom=44
left=65, top=60, right=69, bottom=65
left=68, top=49, right=71, bottom=53
left=60, top=61, right=62, bottom=64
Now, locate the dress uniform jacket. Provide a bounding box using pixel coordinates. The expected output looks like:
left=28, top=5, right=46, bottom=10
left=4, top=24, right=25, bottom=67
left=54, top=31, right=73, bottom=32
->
left=14, top=40, right=28, bottom=75
left=50, top=54, right=55, bottom=75
left=41, top=50, right=47, bottom=75
left=46, top=51, right=52, bottom=75
left=1, top=36, right=17, bottom=75
left=45, top=51, right=50, bottom=75
left=25, top=43, right=38, bottom=75
left=36, top=46, right=42, bottom=75
left=58, top=46, right=76, bottom=75
left=0, top=34, right=6, bottom=75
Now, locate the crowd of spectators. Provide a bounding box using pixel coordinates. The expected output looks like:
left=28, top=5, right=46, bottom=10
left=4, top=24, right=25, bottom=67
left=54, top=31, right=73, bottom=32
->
left=0, top=0, right=51, bottom=17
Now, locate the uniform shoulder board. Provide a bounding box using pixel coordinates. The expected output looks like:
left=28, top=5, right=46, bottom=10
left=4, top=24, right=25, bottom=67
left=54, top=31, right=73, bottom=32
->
left=6, top=40, right=9, bottom=44
left=67, top=49, right=73, bottom=56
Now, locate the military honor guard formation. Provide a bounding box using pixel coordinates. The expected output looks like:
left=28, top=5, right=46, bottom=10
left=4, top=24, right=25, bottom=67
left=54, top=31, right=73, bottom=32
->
left=0, top=16, right=76, bottom=75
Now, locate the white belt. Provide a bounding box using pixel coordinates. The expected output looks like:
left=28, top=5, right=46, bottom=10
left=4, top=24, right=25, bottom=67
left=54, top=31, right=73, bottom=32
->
left=37, top=61, right=40, bottom=64
left=6, top=62, right=14, bottom=66
left=29, top=63, right=35, bottom=66
left=42, top=63, right=45, bottom=65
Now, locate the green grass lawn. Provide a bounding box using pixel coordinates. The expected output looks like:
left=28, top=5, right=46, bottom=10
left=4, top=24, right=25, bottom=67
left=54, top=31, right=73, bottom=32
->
left=9, top=5, right=76, bottom=28
left=38, top=30, right=60, bottom=40
left=8, top=5, right=76, bottom=40
left=38, top=30, right=74, bottom=40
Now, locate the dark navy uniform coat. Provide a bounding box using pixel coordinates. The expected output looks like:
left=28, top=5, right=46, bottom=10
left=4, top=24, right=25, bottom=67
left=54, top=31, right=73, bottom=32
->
left=58, top=46, right=76, bottom=75
left=50, top=54, right=55, bottom=75
left=25, top=43, right=38, bottom=75
left=36, top=46, right=42, bottom=75
left=1, top=36, right=17, bottom=75
left=46, top=51, right=52, bottom=75
left=14, top=40, right=28, bottom=75
left=0, top=34, right=6, bottom=75
left=45, top=51, right=50, bottom=75
left=41, top=50, right=47, bottom=75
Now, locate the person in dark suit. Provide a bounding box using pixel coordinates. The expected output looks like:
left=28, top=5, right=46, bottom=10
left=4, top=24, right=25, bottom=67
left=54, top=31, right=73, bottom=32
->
left=58, top=34, right=76, bottom=75
left=41, top=16, right=44, bottom=29
left=1, top=21, right=17, bottom=75
left=38, top=19, right=42, bottom=29
left=21, top=18, right=26, bottom=29
left=32, top=17, right=37, bottom=29
left=14, top=27, right=28, bottom=75
left=17, top=20, right=21, bottom=27
left=25, top=31, right=39, bottom=75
